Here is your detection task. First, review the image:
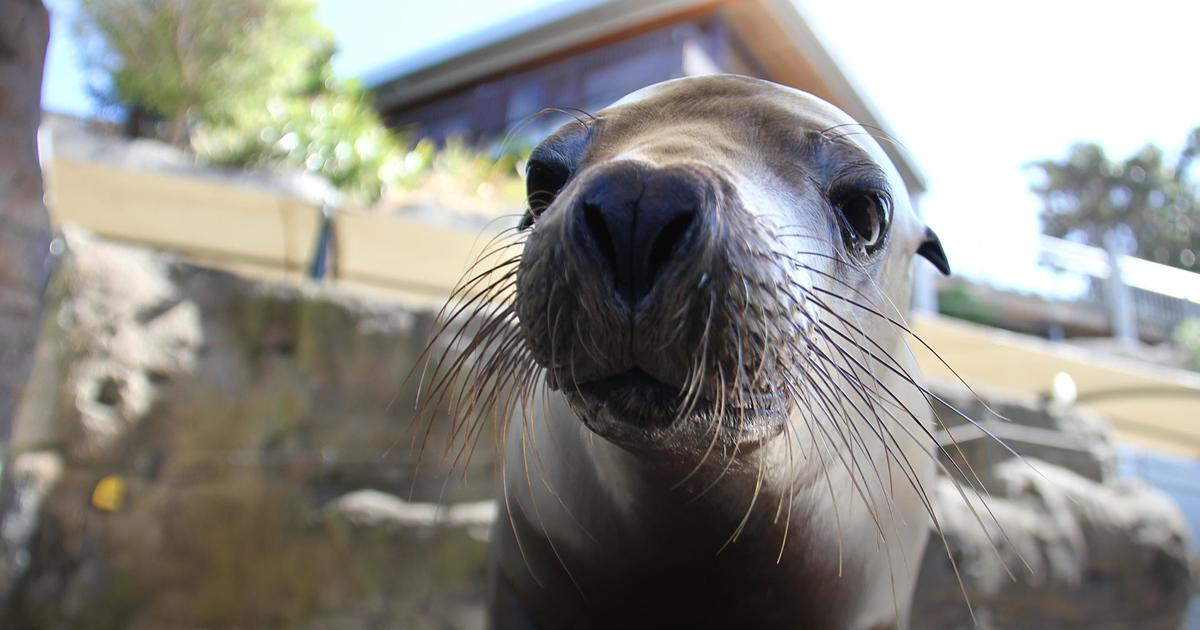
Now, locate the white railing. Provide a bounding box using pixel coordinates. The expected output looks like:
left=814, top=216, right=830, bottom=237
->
left=1038, top=235, right=1200, bottom=340
left=1040, top=236, right=1200, bottom=303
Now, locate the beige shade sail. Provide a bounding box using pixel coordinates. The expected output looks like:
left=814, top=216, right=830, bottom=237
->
left=912, top=315, right=1200, bottom=459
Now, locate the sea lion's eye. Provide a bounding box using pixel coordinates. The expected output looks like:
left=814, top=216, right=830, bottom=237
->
left=835, top=190, right=891, bottom=255
left=521, top=159, right=570, bottom=229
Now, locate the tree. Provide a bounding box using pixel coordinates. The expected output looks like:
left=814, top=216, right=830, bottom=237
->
left=76, top=0, right=329, bottom=147
left=0, top=0, right=53, bottom=444
left=75, top=0, right=416, bottom=204
left=1028, top=130, right=1200, bottom=270
left=0, top=0, right=53, bottom=602
left=1176, top=318, right=1200, bottom=372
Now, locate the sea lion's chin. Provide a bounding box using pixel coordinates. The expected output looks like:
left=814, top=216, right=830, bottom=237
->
left=556, top=367, right=790, bottom=453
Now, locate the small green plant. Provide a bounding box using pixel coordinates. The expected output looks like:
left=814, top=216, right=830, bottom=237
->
left=937, top=287, right=996, bottom=326
left=381, top=136, right=528, bottom=215
left=199, top=44, right=406, bottom=204
left=1174, top=318, right=1200, bottom=371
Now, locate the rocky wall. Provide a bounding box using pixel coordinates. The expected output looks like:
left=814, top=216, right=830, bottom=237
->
left=0, top=232, right=494, bottom=629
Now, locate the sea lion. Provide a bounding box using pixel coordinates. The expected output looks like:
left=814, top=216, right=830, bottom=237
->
left=422, top=74, right=953, bottom=630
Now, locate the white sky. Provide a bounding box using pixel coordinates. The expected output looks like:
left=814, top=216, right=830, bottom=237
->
left=41, top=0, right=1200, bottom=295
left=797, top=1, right=1200, bottom=292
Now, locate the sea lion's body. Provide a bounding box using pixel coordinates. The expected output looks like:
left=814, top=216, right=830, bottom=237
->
left=441, top=75, right=950, bottom=630
left=490, top=392, right=927, bottom=630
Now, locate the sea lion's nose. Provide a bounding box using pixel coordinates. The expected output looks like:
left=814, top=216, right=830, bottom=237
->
left=571, top=163, right=702, bottom=308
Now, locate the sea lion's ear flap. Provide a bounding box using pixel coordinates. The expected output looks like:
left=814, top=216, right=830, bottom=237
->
left=917, top=226, right=950, bottom=275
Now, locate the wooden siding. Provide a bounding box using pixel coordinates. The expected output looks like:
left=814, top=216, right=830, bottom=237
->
left=385, top=16, right=725, bottom=145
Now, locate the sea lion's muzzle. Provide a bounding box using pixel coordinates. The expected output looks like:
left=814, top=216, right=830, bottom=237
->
left=517, top=156, right=797, bottom=450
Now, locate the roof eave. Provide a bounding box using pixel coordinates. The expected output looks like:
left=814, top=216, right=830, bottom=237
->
left=371, top=0, right=713, bottom=112
left=371, top=0, right=927, bottom=195
left=724, top=0, right=927, bottom=194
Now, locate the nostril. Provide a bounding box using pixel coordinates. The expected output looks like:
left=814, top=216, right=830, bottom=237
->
left=584, top=201, right=618, bottom=270
left=648, top=212, right=695, bottom=281
left=573, top=166, right=708, bottom=309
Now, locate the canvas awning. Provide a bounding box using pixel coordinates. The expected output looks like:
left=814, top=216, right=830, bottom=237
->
left=912, top=315, right=1200, bottom=459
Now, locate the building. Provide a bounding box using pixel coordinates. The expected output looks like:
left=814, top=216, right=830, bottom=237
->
left=369, top=0, right=926, bottom=200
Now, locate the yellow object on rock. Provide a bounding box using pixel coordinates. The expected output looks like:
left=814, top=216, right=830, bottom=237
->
left=91, top=474, right=126, bottom=512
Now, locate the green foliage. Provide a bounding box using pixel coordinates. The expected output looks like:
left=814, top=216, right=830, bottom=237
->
left=383, top=136, right=529, bottom=214
left=199, top=45, right=406, bottom=203
left=76, top=0, right=328, bottom=146
left=74, top=0, right=527, bottom=206
left=1175, top=318, right=1200, bottom=372
left=1027, top=129, right=1200, bottom=270
left=937, top=287, right=996, bottom=325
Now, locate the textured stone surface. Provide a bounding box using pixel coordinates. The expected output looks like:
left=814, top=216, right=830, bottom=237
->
left=0, top=234, right=1192, bottom=629
left=911, top=385, right=1194, bottom=629
left=1, top=233, right=495, bottom=629
left=912, top=459, right=1193, bottom=629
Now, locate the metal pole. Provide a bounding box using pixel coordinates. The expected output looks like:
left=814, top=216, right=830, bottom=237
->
left=1104, top=237, right=1138, bottom=346
left=308, top=202, right=338, bottom=281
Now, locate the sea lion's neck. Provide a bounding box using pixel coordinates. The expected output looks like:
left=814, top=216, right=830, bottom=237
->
left=499, top=364, right=928, bottom=629
left=553, top=411, right=846, bottom=567
left=585, top=431, right=786, bottom=524
left=501, top=408, right=858, bottom=628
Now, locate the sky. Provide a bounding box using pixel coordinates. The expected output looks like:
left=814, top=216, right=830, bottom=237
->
left=39, top=0, right=1200, bottom=295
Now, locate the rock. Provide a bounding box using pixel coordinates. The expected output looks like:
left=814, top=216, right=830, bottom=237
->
left=0, top=232, right=495, bottom=629
left=930, top=384, right=1117, bottom=485
left=0, top=451, right=61, bottom=604
left=328, top=490, right=495, bottom=532
left=912, top=385, right=1194, bottom=629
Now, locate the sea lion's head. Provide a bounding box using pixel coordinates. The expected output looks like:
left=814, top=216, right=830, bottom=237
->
left=443, top=75, right=949, bottom=460
left=419, top=75, right=952, bottom=630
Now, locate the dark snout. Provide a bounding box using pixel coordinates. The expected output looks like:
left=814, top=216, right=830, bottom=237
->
left=516, top=157, right=792, bottom=445
left=567, top=162, right=709, bottom=310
